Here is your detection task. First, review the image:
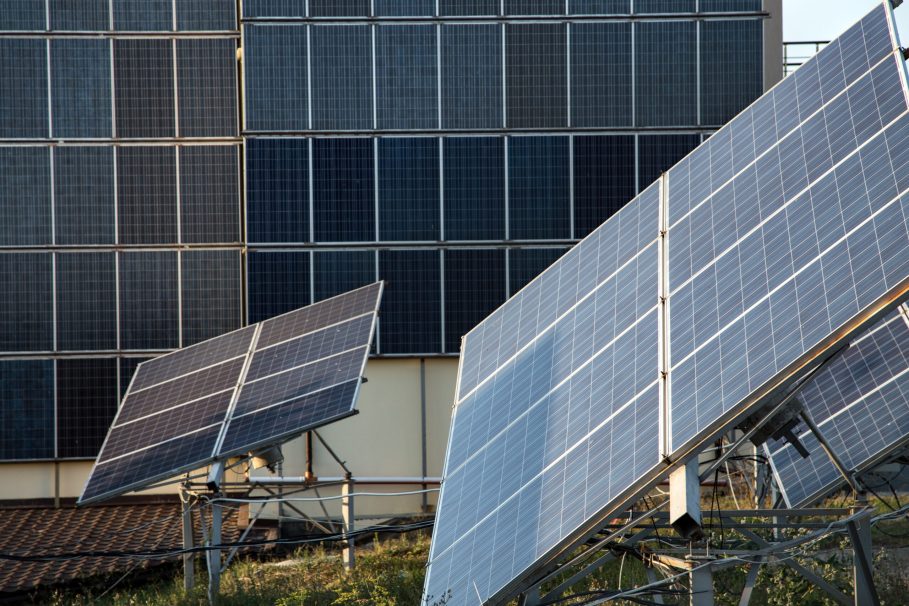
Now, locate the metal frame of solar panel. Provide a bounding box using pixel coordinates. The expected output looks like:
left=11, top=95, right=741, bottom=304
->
left=765, top=303, right=909, bottom=508
left=78, top=282, right=382, bottom=506
left=424, top=3, right=909, bottom=604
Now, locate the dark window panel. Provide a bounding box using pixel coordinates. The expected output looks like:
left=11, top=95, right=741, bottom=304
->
left=180, top=146, right=240, bottom=243
left=634, top=0, right=694, bottom=12
left=638, top=134, right=700, bottom=193
left=504, top=1, right=563, bottom=14
left=0, top=39, right=47, bottom=138
left=57, top=358, right=118, bottom=458
left=313, top=250, right=376, bottom=301
left=443, top=137, right=505, bottom=240
left=244, top=24, right=307, bottom=132
left=0, top=361, right=54, bottom=460
left=56, top=252, right=117, bottom=351
left=506, top=23, right=567, bottom=128
left=379, top=138, right=440, bottom=241
left=0, top=147, right=51, bottom=246
left=114, top=39, right=175, bottom=138
left=635, top=21, right=697, bottom=126
left=50, top=0, right=109, bottom=30
left=376, top=25, right=437, bottom=130
left=248, top=251, right=311, bottom=323
left=569, top=0, right=630, bottom=13
left=441, top=24, right=503, bottom=129
left=54, top=147, right=115, bottom=245
left=182, top=250, right=242, bottom=346
left=113, top=0, right=171, bottom=30
left=444, top=249, right=506, bottom=353
left=313, top=138, right=375, bottom=242
left=177, top=0, right=236, bottom=30
left=509, top=247, right=568, bottom=294
left=701, top=0, right=762, bottom=10
left=573, top=135, right=635, bottom=237
left=701, top=19, right=763, bottom=126
left=0, top=254, right=53, bottom=352
left=311, top=25, right=372, bottom=130
left=177, top=38, right=238, bottom=137
left=117, top=146, right=177, bottom=245
left=120, top=357, right=151, bottom=397
left=242, top=0, right=305, bottom=18
left=378, top=249, right=441, bottom=353
left=375, top=0, right=435, bottom=16
left=570, top=22, right=632, bottom=127
left=51, top=38, right=111, bottom=138
left=310, top=0, right=371, bottom=16
left=246, top=138, right=309, bottom=243
left=119, top=251, right=179, bottom=350
left=508, top=136, right=570, bottom=240
left=0, top=0, right=45, bottom=29
left=439, top=0, right=498, bottom=15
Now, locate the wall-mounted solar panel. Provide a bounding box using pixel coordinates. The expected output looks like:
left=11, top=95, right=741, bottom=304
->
left=426, top=3, right=909, bottom=604
left=79, top=283, right=382, bottom=505
left=766, top=306, right=909, bottom=507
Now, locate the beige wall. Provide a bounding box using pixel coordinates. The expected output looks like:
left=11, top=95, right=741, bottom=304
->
left=1, top=358, right=459, bottom=520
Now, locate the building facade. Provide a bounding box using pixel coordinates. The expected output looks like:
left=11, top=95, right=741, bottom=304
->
left=0, top=0, right=780, bottom=507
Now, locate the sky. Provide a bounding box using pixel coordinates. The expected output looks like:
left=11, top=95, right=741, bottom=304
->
left=784, top=0, right=909, bottom=42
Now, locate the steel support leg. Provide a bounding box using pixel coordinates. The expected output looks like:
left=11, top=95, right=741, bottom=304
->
left=689, top=561, right=714, bottom=606
left=207, top=501, right=222, bottom=605
left=846, top=519, right=880, bottom=606
left=738, top=558, right=763, bottom=606
left=342, top=475, right=355, bottom=571
left=181, top=491, right=195, bottom=591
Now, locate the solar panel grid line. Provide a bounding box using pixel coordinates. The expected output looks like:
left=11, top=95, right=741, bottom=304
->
left=111, top=385, right=235, bottom=430
left=668, top=56, right=907, bottom=303
left=254, top=309, right=375, bottom=355
left=666, top=4, right=896, bottom=231
left=441, top=300, right=659, bottom=482
left=127, top=353, right=247, bottom=396
left=455, top=199, right=661, bottom=404
left=209, top=321, right=264, bottom=458
left=429, top=375, right=660, bottom=564
left=668, top=107, right=909, bottom=376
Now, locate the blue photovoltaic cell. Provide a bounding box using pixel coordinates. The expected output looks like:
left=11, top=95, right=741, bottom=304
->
left=668, top=54, right=909, bottom=450
left=80, top=284, right=381, bottom=505
left=54, top=146, right=115, bottom=245
left=0, top=360, right=54, bottom=461
left=443, top=137, right=505, bottom=240
left=0, top=253, right=53, bottom=353
left=313, top=138, right=375, bottom=242
left=113, top=0, right=171, bottom=30
left=177, top=38, right=238, bottom=137
left=426, top=183, right=660, bottom=604
left=768, top=309, right=909, bottom=507
left=440, top=24, right=503, bottom=129
left=51, top=39, right=112, bottom=138
left=428, top=5, right=909, bottom=603
left=0, top=147, right=51, bottom=246
left=508, top=136, right=571, bottom=240
left=313, top=250, right=376, bottom=301
left=378, top=137, right=440, bottom=241
left=49, top=0, right=109, bottom=30
left=243, top=25, right=308, bottom=132
left=0, top=38, right=47, bottom=138
left=310, top=25, right=373, bottom=130
left=376, top=25, right=438, bottom=130
left=0, top=0, right=45, bottom=29
left=177, top=0, right=236, bottom=30
left=247, top=251, right=312, bottom=324
left=246, top=138, right=310, bottom=243
left=570, top=22, right=632, bottom=127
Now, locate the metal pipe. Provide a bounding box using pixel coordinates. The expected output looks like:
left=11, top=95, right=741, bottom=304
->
left=250, top=476, right=442, bottom=485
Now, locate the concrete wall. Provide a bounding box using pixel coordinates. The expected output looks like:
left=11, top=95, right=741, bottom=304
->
left=764, top=0, right=785, bottom=90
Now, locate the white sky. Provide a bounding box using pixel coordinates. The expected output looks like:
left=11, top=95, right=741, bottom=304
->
left=784, top=0, right=909, bottom=43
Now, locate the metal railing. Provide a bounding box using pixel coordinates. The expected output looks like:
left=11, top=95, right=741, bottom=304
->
left=784, top=40, right=830, bottom=76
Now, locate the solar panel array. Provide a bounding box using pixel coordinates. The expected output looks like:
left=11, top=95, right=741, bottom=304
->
left=766, top=305, right=909, bottom=507
left=425, top=3, right=909, bottom=604
left=79, top=283, right=382, bottom=505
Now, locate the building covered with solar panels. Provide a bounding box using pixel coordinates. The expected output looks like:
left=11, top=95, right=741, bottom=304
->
left=0, top=1, right=779, bottom=511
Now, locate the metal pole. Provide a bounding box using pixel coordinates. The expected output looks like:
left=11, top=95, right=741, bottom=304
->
left=847, top=517, right=880, bottom=606
left=342, top=474, right=355, bottom=571
left=207, top=500, right=222, bottom=605
left=689, top=561, right=714, bottom=606
left=181, top=489, right=195, bottom=591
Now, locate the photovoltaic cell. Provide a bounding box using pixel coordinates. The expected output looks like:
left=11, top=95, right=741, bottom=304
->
left=427, top=4, right=909, bottom=603
left=80, top=283, right=382, bottom=505
left=767, top=308, right=909, bottom=507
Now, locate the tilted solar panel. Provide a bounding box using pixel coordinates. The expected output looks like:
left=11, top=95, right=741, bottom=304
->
left=79, top=282, right=382, bottom=505
left=425, top=3, right=909, bottom=604
left=766, top=306, right=909, bottom=507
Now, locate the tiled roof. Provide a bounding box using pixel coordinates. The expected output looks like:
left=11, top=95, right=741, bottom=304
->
left=0, top=498, right=247, bottom=595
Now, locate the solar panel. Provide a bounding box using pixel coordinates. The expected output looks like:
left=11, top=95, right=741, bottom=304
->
left=766, top=305, right=909, bottom=507
left=79, top=282, right=382, bottom=506
left=425, top=4, right=909, bottom=603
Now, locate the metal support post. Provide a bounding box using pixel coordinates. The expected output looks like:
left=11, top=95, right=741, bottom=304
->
left=846, top=517, right=880, bottom=606
left=645, top=567, right=666, bottom=605
left=689, top=560, right=715, bottom=606
left=342, top=473, right=355, bottom=571
left=738, top=558, right=763, bottom=606
left=181, top=489, right=195, bottom=591
left=517, top=587, right=540, bottom=606
left=207, top=500, right=223, bottom=605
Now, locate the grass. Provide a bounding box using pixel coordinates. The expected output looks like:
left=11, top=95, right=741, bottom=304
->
left=31, top=497, right=909, bottom=605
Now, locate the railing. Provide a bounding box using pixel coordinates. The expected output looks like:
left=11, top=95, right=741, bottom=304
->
left=783, top=40, right=830, bottom=76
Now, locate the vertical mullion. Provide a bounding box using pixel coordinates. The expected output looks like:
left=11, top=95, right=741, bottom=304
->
left=439, top=249, right=445, bottom=353
left=374, top=137, right=380, bottom=242
left=308, top=138, right=315, bottom=243
left=439, top=137, right=445, bottom=242
left=504, top=136, right=509, bottom=240
left=177, top=250, right=183, bottom=348
left=568, top=135, right=574, bottom=239
left=436, top=23, right=442, bottom=130
left=566, top=22, right=571, bottom=128
left=372, top=24, right=378, bottom=129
